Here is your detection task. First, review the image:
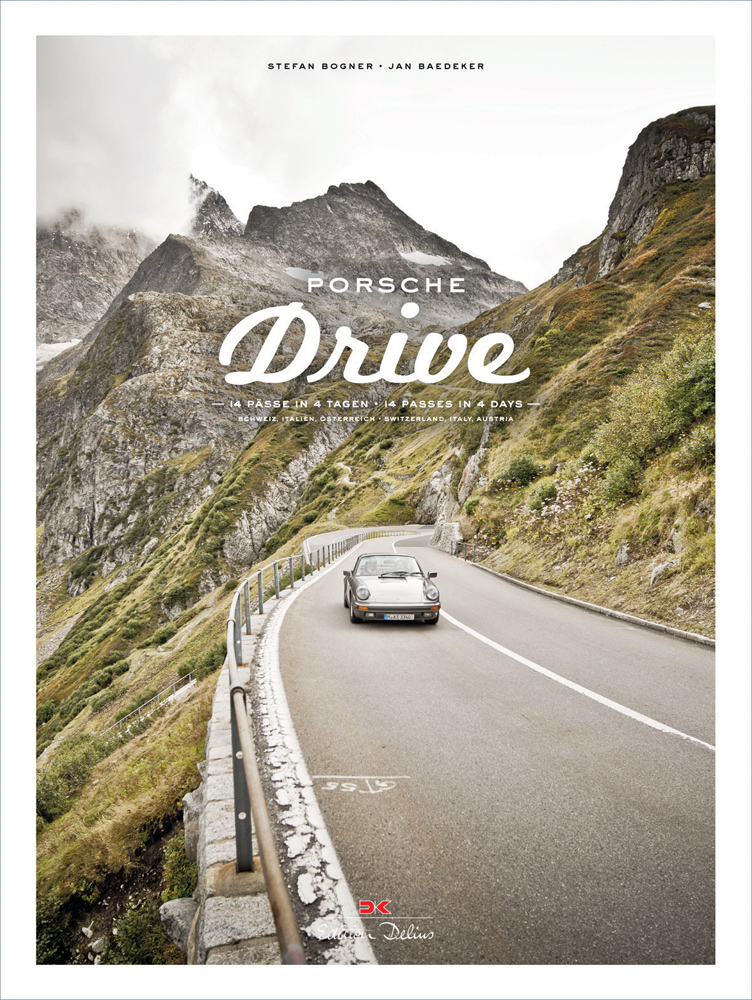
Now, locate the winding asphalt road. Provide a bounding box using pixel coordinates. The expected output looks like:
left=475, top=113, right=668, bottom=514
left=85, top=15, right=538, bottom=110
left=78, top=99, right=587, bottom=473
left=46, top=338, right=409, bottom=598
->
left=276, top=532, right=714, bottom=964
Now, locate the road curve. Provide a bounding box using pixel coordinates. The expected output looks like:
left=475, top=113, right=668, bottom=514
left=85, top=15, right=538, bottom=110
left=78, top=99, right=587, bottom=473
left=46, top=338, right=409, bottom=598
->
left=272, top=533, right=714, bottom=964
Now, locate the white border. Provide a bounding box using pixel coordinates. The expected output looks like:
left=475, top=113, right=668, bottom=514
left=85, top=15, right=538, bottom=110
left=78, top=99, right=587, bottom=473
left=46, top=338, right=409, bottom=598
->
left=3, top=3, right=750, bottom=999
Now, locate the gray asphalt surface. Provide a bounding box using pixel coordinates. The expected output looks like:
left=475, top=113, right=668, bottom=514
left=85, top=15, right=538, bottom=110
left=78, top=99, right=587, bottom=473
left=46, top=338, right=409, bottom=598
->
left=277, top=533, right=715, bottom=965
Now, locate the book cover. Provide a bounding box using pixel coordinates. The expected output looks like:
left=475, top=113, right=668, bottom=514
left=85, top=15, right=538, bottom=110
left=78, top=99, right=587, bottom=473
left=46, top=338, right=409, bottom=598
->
left=3, top=2, right=750, bottom=997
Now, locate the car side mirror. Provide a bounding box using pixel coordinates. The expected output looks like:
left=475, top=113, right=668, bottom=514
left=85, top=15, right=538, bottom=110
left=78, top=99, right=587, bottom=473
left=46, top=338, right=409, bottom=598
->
left=343, top=570, right=349, bottom=576
left=428, top=572, right=437, bottom=578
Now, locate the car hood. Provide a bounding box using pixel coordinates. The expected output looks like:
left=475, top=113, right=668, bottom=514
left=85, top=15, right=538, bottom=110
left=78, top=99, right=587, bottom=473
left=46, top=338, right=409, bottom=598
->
left=357, top=577, right=435, bottom=603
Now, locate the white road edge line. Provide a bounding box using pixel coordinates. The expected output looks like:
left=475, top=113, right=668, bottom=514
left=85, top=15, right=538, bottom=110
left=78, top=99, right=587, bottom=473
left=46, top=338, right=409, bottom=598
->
left=392, top=535, right=714, bottom=752
left=255, top=542, right=378, bottom=964
left=439, top=608, right=715, bottom=752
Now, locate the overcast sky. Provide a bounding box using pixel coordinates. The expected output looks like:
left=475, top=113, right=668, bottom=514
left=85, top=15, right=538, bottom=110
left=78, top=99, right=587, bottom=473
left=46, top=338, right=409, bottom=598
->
left=37, top=35, right=713, bottom=288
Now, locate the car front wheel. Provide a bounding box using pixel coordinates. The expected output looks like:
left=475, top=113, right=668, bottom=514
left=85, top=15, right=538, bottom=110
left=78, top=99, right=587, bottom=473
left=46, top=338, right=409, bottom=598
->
left=349, top=602, right=362, bottom=623
left=425, top=615, right=439, bottom=625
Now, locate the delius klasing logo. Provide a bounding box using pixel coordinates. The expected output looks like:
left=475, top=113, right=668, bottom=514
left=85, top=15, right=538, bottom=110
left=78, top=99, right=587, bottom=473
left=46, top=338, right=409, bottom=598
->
left=359, top=899, right=391, bottom=915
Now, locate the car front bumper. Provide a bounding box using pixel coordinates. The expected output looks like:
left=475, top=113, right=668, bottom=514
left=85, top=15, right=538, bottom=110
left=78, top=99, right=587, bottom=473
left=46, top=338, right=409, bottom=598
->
left=350, top=604, right=441, bottom=622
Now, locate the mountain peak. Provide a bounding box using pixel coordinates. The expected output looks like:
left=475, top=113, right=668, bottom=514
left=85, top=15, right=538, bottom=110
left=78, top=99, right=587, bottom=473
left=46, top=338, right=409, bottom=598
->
left=325, top=179, right=384, bottom=198
left=189, top=175, right=244, bottom=239
left=244, top=179, right=492, bottom=270
left=241, top=179, right=526, bottom=312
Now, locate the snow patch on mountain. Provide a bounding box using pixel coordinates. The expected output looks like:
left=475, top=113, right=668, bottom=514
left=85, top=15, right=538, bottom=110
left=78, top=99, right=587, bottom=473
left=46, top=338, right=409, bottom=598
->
left=285, top=267, right=326, bottom=282
left=37, top=339, right=81, bottom=370
left=399, top=251, right=452, bottom=266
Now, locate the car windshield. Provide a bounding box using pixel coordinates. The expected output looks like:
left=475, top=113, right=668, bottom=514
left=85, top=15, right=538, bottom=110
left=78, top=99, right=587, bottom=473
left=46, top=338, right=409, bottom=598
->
left=355, top=555, right=422, bottom=577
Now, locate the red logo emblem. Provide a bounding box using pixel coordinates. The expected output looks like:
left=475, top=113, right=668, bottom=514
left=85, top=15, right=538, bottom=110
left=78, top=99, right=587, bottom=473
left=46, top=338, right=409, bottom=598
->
left=359, top=899, right=391, bottom=915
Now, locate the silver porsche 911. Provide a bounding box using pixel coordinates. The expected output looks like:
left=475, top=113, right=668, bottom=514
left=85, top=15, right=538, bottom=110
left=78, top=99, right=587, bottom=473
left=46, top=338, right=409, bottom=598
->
left=343, top=553, right=440, bottom=624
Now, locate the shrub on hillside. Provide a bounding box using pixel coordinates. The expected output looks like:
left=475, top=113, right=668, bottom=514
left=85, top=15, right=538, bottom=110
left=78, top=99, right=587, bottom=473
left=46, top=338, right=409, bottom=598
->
left=36, top=701, right=56, bottom=726
left=529, top=480, right=558, bottom=511
left=36, top=737, right=106, bottom=822
left=676, top=423, right=715, bottom=469
left=593, top=331, right=714, bottom=464
left=149, top=622, right=178, bottom=646
left=504, top=455, right=539, bottom=486
left=114, top=688, right=158, bottom=722
left=161, top=831, right=198, bottom=902
left=599, top=457, right=641, bottom=503
left=177, top=640, right=225, bottom=681
left=90, top=684, right=125, bottom=714
left=101, top=902, right=182, bottom=965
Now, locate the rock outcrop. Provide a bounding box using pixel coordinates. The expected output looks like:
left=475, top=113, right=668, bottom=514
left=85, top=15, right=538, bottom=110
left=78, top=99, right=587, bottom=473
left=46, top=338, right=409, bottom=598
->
left=552, top=107, right=715, bottom=288
left=598, top=107, right=715, bottom=276
left=222, top=422, right=352, bottom=567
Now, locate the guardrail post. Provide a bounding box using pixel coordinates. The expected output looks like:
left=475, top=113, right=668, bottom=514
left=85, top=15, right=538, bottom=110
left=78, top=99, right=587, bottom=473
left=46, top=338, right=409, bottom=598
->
left=243, top=581, right=252, bottom=634
left=301, top=553, right=305, bottom=581
left=234, top=593, right=243, bottom=665
left=288, top=556, right=294, bottom=588
left=228, top=621, right=254, bottom=872
left=274, top=561, right=280, bottom=599
left=473, top=543, right=476, bottom=563
left=257, top=570, right=264, bottom=614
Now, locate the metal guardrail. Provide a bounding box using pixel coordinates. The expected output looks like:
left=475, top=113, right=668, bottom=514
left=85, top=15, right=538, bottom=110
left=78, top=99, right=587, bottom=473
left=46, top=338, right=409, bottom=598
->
left=226, top=617, right=304, bottom=965
left=224, top=527, right=413, bottom=964
left=101, top=672, right=196, bottom=736
left=455, top=540, right=477, bottom=562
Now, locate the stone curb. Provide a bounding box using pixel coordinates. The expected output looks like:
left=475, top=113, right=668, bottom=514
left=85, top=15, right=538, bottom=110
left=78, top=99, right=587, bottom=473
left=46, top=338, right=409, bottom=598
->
left=464, top=559, right=715, bottom=647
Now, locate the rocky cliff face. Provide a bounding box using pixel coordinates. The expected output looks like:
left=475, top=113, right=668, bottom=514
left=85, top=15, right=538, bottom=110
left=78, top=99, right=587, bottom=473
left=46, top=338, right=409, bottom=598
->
left=36, top=289, right=278, bottom=564
left=552, top=107, right=715, bottom=288
left=598, top=107, right=715, bottom=276
left=36, top=209, right=155, bottom=358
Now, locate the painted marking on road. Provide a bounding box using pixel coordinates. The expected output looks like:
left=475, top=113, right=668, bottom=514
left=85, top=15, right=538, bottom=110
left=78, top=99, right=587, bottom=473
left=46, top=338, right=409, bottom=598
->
left=440, top=609, right=715, bottom=752
left=314, top=776, right=411, bottom=795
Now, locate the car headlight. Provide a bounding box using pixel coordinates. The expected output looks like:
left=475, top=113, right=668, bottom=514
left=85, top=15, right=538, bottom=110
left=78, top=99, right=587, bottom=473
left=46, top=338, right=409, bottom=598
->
left=355, top=585, right=370, bottom=601
left=425, top=586, right=439, bottom=601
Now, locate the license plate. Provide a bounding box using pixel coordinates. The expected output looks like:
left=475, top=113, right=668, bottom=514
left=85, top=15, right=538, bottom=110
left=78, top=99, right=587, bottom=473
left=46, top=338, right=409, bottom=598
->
left=385, top=613, right=414, bottom=620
